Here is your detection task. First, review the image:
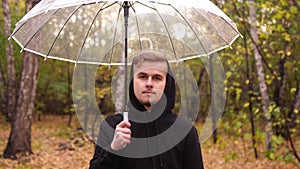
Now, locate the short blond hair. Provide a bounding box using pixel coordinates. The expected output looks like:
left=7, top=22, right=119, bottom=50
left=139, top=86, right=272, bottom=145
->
left=132, top=50, right=167, bottom=67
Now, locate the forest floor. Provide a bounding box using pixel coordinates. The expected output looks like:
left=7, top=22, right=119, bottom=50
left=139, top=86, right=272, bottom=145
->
left=0, top=115, right=299, bottom=169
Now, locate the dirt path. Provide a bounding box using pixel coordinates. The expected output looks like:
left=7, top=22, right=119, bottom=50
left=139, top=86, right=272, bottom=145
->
left=0, top=115, right=298, bottom=169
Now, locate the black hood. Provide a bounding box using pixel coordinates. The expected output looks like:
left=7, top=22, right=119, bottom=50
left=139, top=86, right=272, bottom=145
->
left=128, top=61, right=176, bottom=117
left=94, top=60, right=202, bottom=169
left=126, top=61, right=177, bottom=168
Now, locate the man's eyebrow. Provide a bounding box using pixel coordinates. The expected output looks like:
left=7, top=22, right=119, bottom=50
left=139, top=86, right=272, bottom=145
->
left=153, top=74, right=164, bottom=77
left=137, top=72, right=147, bottom=75
left=136, top=72, right=164, bottom=77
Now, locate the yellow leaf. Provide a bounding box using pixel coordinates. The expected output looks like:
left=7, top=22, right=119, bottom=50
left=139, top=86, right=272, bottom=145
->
left=243, top=102, right=250, bottom=108
left=291, top=88, right=296, bottom=93
left=245, top=80, right=250, bottom=85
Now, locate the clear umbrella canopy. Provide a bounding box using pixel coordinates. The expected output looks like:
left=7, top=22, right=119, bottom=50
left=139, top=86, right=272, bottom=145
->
left=10, top=0, right=241, bottom=150
left=11, top=0, right=241, bottom=65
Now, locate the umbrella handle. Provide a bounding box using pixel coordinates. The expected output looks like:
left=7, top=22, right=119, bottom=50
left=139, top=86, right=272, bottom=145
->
left=123, top=111, right=128, bottom=122
left=122, top=111, right=129, bottom=149
left=123, top=1, right=129, bottom=120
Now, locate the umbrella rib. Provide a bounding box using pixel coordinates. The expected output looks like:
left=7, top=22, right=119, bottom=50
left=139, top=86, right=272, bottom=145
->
left=192, top=8, right=231, bottom=48
left=46, top=5, right=83, bottom=59
left=203, top=9, right=242, bottom=39
left=217, top=14, right=243, bottom=41
left=10, top=21, right=29, bottom=40
left=136, top=1, right=156, bottom=10
left=20, top=10, right=58, bottom=52
left=129, top=1, right=136, bottom=13
left=150, top=2, right=177, bottom=60
left=108, top=2, right=123, bottom=65
left=75, top=2, right=110, bottom=64
left=169, top=5, right=209, bottom=56
left=131, top=2, right=142, bottom=50
left=135, top=16, right=142, bottom=51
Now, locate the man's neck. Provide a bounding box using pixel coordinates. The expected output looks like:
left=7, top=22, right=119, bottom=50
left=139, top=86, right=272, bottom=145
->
left=145, top=106, right=151, bottom=112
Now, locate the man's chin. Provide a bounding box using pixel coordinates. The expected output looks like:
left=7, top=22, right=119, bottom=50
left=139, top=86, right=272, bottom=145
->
left=140, top=99, right=156, bottom=108
left=141, top=101, right=151, bottom=107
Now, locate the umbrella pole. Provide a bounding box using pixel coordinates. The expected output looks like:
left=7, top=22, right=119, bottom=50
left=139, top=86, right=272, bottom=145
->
left=123, top=1, right=129, bottom=121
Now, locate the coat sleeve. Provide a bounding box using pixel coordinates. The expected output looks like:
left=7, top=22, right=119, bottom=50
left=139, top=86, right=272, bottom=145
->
left=89, top=145, right=120, bottom=169
left=89, top=117, right=121, bottom=169
left=183, top=127, right=204, bottom=169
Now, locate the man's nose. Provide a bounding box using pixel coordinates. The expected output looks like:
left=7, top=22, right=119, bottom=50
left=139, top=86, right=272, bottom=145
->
left=146, top=77, right=153, bottom=88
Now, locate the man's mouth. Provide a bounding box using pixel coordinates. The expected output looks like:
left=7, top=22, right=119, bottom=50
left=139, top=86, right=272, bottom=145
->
left=142, top=91, right=155, bottom=95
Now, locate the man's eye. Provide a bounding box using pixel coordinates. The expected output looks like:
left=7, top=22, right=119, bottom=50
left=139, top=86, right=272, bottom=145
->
left=154, top=76, right=162, bottom=81
left=139, top=75, right=147, bottom=79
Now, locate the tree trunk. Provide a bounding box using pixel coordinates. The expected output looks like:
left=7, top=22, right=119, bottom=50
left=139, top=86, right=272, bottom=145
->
left=288, top=80, right=300, bottom=127
left=274, top=55, right=287, bottom=108
left=0, top=62, right=6, bottom=116
left=4, top=0, right=39, bottom=159
left=282, top=79, right=300, bottom=164
left=114, top=46, right=126, bottom=114
left=114, top=66, right=125, bottom=114
left=244, top=30, right=258, bottom=159
left=273, top=43, right=288, bottom=136
left=83, top=64, right=89, bottom=129
left=249, top=0, right=272, bottom=151
left=67, top=63, right=73, bottom=127
left=2, top=0, right=16, bottom=121
left=197, top=67, right=206, bottom=119
left=209, top=56, right=218, bottom=144
left=4, top=50, right=39, bottom=159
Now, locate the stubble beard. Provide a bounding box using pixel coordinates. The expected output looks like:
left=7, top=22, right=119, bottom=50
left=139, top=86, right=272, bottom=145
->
left=140, top=97, right=152, bottom=108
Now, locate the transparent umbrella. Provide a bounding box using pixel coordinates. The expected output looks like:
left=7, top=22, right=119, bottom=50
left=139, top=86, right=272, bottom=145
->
left=10, top=0, right=241, bottom=148
left=11, top=0, right=241, bottom=64
left=10, top=0, right=241, bottom=110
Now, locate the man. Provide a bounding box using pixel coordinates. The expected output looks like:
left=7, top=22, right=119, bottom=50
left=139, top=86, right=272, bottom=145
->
left=89, top=51, right=204, bottom=169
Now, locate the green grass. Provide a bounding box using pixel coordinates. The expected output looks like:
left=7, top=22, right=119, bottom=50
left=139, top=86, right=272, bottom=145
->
left=55, top=129, right=72, bottom=138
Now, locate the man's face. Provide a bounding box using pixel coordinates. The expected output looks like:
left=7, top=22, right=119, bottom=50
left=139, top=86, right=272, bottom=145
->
left=133, top=61, right=167, bottom=109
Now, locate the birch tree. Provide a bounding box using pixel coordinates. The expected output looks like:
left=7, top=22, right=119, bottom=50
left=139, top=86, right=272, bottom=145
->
left=1, top=0, right=16, bottom=121
left=288, top=80, right=300, bottom=127
left=249, top=0, right=273, bottom=151
left=4, top=0, right=40, bottom=159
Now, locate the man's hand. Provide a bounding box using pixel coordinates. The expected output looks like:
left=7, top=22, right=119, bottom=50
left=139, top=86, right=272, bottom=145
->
left=111, top=121, right=131, bottom=151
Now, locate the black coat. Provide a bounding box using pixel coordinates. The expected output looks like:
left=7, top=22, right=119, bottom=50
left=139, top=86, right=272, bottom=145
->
left=89, top=61, right=204, bottom=169
left=89, top=113, right=204, bottom=169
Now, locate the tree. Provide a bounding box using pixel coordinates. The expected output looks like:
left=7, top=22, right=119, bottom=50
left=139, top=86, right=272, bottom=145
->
left=114, top=54, right=125, bottom=114
left=288, top=80, right=300, bottom=128
left=0, top=62, right=6, bottom=113
left=249, top=0, right=273, bottom=151
left=1, top=0, right=16, bottom=121
left=4, top=0, right=40, bottom=159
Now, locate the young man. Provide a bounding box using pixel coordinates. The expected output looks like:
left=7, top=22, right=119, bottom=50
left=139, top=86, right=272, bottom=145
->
left=89, top=51, right=204, bottom=169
